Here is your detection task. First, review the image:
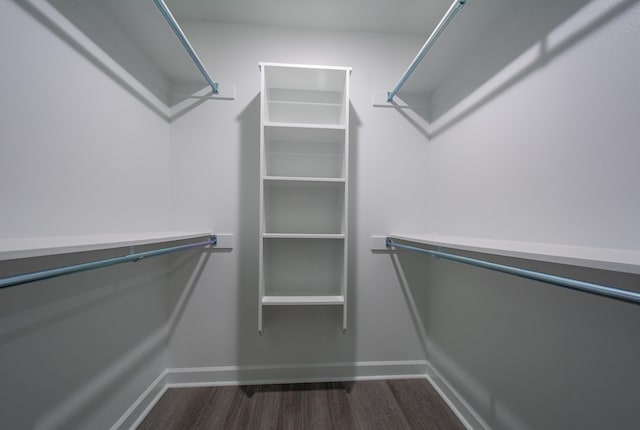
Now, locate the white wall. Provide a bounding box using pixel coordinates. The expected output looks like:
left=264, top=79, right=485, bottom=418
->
left=0, top=1, right=174, bottom=428
left=167, top=22, right=433, bottom=370
left=401, top=1, right=640, bottom=429
left=428, top=0, right=640, bottom=249
left=169, top=2, right=640, bottom=429
left=0, top=1, right=171, bottom=239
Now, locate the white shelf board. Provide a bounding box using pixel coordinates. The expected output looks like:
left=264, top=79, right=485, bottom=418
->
left=259, top=62, right=352, bottom=72
left=263, top=233, right=345, bottom=239
left=389, top=233, right=640, bottom=275
left=268, top=100, right=343, bottom=107
left=262, top=295, right=345, bottom=306
left=264, top=176, right=345, bottom=183
left=0, top=231, right=213, bottom=261
left=264, top=121, right=346, bottom=130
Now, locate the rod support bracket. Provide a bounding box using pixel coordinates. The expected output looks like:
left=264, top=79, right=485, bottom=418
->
left=128, top=245, right=143, bottom=262
left=210, top=235, right=218, bottom=246
left=386, top=237, right=393, bottom=248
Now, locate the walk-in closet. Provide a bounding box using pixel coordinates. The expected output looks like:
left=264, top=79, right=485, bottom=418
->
left=1, top=0, right=639, bottom=428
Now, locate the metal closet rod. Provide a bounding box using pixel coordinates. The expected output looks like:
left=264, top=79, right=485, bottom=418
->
left=387, top=0, right=467, bottom=102
left=0, top=235, right=217, bottom=290
left=153, top=0, right=219, bottom=94
left=386, top=238, right=640, bottom=306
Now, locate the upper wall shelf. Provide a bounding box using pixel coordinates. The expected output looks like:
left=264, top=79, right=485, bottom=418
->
left=0, top=231, right=213, bottom=261
left=386, top=0, right=466, bottom=103
left=32, top=0, right=233, bottom=111
left=152, top=0, right=218, bottom=94
left=389, top=234, right=640, bottom=275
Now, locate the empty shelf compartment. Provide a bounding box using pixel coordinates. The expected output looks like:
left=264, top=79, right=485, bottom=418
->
left=263, top=238, right=344, bottom=297
left=263, top=65, right=348, bottom=126
left=265, top=126, right=345, bottom=179
left=263, top=181, right=345, bottom=235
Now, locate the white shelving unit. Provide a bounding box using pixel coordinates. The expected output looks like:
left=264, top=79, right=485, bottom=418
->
left=258, top=62, right=351, bottom=333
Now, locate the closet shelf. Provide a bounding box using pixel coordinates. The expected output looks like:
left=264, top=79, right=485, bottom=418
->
left=267, top=100, right=343, bottom=107
left=263, top=233, right=345, bottom=239
left=262, top=295, right=345, bottom=306
left=0, top=231, right=213, bottom=261
left=264, top=176, right=345, bottom=183
left=389, top=234, right=640, bottom=275
left=264, top=122, right=346, bottom=130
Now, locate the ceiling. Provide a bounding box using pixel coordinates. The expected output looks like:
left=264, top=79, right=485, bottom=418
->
left=164, top=0, right=456, bottom=36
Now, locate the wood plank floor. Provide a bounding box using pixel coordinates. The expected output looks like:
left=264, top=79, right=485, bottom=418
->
left=138, top=379, right=465, bottom=430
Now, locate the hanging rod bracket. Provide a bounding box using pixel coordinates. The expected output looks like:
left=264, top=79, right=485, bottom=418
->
left=128, top=245, right=142, bottom=262
left=385, top=92, right=394, bottom=103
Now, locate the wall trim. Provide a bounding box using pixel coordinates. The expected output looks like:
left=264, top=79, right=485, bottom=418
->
left=165, top=360, right=429, bottom=387
left=111, top=370, right=168, bottom=430
left=424, top=361, right=491, bottom=430
left=114, top=360, right=487, bottom=430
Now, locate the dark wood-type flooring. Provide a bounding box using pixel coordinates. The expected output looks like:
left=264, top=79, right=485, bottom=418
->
left=138, top=379, right=465, bottom=430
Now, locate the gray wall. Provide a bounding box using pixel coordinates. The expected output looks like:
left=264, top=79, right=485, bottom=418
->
left=402, top=1, right=640, bottom=429
left=0, top=1, right=174, bottom=428
left=167, top=2, right=640, bottom=428
left=167, top=22, right=432, bottom=370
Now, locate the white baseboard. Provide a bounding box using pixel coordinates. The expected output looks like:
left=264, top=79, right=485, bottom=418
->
left=165, top=360, right=429, bottom=387
left=114, top=360, right=488, bottom=430
left=424, top=361, right=491, bottom=430
left=111, top=370, right=167, bottom=430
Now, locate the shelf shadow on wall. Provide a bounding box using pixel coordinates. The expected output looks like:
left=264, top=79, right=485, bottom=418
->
left=0, top=248, right=164, bottom=343
left=0, top=245, right=199, bottom=429
left=168, top=83, right=235, bottom=123
left=235, top=93, right=261, bottom=379
left=381, top=0, right=639, bottom=140
left=384, top=93, right=431, bottom=141
left=165, top=248, right=215, bottom=340
left=390, top=244, right=640, bottom=430
left=16, top=0, right=168, bottom=119
left=347, top=102, right=361, bottom=348
left=388, top=249, right=431, bottom=358
left=428, top=0, right=639, bottom=138
left=17, top=0, right=228, bottom=122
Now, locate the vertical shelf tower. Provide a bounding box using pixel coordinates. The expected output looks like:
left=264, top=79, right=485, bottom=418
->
left=258, top=62, right=351, bottom=334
